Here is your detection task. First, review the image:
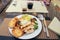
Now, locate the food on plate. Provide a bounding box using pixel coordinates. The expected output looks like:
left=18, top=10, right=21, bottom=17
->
left=21, top=14, right=32, bottom=21
left=8, top=17, right=19, bottom=28
left=23, top=24, right=34, bottom=33
left=31, top=18, right=36, bottom=22
left=8, top=14, right=38, bottom=37
left=21, top=21, right=32, bottom=29
left=34, top=21, right=38, bottom=30
left=12, top=27, right=24, bottom=37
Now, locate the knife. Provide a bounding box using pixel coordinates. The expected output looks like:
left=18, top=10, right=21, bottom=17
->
left=44, top=18, right=50, bottom=38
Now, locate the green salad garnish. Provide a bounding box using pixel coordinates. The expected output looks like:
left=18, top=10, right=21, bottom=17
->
left=34, top=21, right=38, bottom=30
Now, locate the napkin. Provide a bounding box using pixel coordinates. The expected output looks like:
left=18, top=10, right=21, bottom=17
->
left=48, top=17, right=60, bottom=35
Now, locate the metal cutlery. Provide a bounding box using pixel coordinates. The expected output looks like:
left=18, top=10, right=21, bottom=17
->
left=38, top=14, right=50, bottom=38
left=38, top=14, right=46, bottom=32
left=44, top=18, right=50, bottom=38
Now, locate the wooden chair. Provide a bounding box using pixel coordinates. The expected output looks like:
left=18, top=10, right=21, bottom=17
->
left=0, top=0, right=11, bottom=14
left=1, top=0, right=8, bottom=6
left=54, top=6, right=60, bottom=21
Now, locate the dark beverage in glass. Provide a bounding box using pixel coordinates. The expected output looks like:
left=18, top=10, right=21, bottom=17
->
left=28, top=3, right=33, bottom=9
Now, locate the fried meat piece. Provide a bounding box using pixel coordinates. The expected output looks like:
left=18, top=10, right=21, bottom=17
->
left=12, top=27, right=24, bottom=37
left=8, top=17, right=19, bottom=28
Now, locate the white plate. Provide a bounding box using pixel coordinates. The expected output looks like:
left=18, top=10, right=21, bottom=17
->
left=8, top=14, right=42, bottom=39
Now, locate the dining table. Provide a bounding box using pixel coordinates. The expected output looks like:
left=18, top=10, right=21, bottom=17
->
left=6, top=1, right=48, bottom=13
left=0, top=17, right=58, bottom=39
left=49, top=0, right=60, bottom=20
left=5, top=1, right=49, bottom=17
left=0, top=0, right=59, bottom=39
